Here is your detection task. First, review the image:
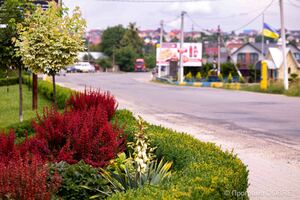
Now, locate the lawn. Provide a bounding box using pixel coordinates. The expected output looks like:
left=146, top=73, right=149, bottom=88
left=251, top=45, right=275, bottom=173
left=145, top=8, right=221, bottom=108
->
left=0, top=84, right=53, bottom=129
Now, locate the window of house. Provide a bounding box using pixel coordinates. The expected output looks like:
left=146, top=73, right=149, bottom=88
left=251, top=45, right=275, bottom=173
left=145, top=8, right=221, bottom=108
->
left=250, top=53, right=259, bottom=64
left=288, top=67, right=291, bottom=74
left=237, top=53, right=246, bottom=63
left=294, top=53, right=300, bottom=63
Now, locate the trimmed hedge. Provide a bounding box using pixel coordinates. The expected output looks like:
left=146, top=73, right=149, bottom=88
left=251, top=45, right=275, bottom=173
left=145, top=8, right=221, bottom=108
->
left=110, top=110, right=249, bottom=200
left=0, top=77, right=19, bottom=86
left=23, top=76, right=72, bottom=109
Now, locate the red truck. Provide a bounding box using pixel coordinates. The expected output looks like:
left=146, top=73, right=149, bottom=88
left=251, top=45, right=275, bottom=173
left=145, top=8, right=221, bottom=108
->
left=134, top=58, right=146, bottom=72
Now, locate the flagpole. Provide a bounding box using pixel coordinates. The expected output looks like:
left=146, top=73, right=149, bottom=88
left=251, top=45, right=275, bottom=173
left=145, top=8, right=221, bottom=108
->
left=279, top=0, right=288, bottom=90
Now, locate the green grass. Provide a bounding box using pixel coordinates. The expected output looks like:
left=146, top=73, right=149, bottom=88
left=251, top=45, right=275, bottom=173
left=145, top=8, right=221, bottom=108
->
left=0, top=84, right=53, bottom=129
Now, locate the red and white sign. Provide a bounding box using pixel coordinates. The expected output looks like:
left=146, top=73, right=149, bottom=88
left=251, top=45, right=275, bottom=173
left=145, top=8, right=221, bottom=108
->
left=156, top=42, right=202, bottom=67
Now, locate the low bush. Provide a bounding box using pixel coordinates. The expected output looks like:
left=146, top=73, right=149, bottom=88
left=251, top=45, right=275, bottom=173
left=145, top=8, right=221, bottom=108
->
left=67, top=90, right=117, bottom=120
left=0, top=154, right=61, bottom=200
left=285, top=80, right=300, bottom=97
left=109, top=110, right=249, bottom=200
left=49, top=161, right=110, bottom=200
left=6, top=119, right=34, bottom=139
left=22, top=104, right=126, bottom=167
left=0, top=77, right=19, bottom=86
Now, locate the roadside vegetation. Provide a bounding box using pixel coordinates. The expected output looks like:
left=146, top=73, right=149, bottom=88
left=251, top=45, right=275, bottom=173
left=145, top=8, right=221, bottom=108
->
left=0, top=80, right=249, bottom=199
left=0, top=84, right=51, bottom=129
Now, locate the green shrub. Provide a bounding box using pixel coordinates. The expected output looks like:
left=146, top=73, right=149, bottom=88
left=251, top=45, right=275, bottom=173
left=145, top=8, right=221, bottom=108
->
left=218, top=73, right=223, bottom=82
left=285, top=80, right=300, bottom=96
left=185, top=72, right=193, bottom=82
left=5, top=119, right=34, bottom=138
left=195, top=72, right=202, bottom=82
left=0, top=77, right=19, bottom=86
left=109, top=110, right=249, bottom=200
left=227, top=73, right=233, bottom=83
left=239, top=76, right=245, bottom=83
left=49, top=161, right=110, bottom=200
left=23, top=76, right=72, bottom=109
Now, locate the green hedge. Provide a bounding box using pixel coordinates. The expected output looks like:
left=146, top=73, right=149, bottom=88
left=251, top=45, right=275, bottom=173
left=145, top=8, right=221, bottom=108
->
left=0, top=77, right=19, bottom=86
left=23, top=76, right=73, bottom=109
left=110, top=110, right=249, bottom=200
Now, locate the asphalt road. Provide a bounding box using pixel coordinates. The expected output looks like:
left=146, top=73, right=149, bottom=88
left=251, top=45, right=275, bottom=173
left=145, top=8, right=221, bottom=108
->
left=57, top=72, right=300, bottom=199
left=57, top=72, right=300, bottom=149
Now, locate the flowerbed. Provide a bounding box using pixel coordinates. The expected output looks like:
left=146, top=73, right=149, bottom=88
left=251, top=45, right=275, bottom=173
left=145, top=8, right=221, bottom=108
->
left=0, top=90, right=126, bottom=199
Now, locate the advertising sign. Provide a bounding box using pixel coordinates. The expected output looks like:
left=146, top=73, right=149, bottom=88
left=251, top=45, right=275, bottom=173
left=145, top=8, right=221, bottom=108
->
left=156, top=42, right=202, bottom=67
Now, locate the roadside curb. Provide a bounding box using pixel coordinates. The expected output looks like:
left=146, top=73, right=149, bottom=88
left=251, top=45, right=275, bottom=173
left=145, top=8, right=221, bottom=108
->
left=156, top=77, right=240, bottom=89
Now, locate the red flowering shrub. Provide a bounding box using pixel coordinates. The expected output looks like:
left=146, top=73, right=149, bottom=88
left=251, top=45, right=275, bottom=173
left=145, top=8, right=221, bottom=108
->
left=0, top=130, right=18, bottom=163
left=0, top=154, right=61, bottom=200
left=28, top=105, right=126, bottom=167
left=67, top=89, right=117, bottom=120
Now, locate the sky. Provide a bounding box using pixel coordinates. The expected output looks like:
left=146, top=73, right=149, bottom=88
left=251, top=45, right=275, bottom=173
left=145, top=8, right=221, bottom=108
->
left=63, top=0, right=300, bottom=33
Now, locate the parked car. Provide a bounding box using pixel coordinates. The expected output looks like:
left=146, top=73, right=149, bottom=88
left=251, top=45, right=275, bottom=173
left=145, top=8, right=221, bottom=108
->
left=66, top=65, right=77, bottom=73
left=68, top=62, right=95, bottom=73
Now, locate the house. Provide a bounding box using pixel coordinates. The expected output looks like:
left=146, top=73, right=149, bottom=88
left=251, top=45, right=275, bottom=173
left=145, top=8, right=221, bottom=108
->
left=230, top=42, right=264, bottom=76
left=230, top=42, right=300, bottom=77
left=265, top=47, right=300, bottom=80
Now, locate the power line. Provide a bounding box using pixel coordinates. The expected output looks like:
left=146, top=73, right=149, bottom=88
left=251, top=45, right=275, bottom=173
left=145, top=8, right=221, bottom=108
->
left=287, top=0, right=300, bottom=8
left=95, top=0, right=220, bottom=2
left=233, top=0, right=276, bottom=32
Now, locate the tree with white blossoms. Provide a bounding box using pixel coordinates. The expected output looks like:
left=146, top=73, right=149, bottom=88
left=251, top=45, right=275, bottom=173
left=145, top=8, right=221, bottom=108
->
left=15, top=2, right=86, bottom=104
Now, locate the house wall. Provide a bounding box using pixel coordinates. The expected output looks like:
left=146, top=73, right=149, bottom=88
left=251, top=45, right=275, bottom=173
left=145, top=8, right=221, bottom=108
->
left=231, top=45, right=263, bottom=65
left=277, top=52, right=300, bottom=80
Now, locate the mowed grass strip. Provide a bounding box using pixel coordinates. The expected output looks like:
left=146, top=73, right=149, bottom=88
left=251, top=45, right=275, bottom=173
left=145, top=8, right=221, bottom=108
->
left=0, top=84, right=52, bottom=129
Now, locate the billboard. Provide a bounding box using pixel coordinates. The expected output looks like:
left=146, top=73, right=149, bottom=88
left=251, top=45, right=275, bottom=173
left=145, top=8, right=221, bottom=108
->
left=156, top=42, right=202, bottom=67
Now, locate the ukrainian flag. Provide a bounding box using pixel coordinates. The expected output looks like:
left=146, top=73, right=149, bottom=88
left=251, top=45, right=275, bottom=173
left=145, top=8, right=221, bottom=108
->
left=262, top=23, right=279, bottom=39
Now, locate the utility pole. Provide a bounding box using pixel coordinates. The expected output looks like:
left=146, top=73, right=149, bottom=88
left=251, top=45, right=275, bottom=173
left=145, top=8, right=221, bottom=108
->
left=217, top=25, right=221, bottom=76
left=179, top=11, right=186, bottom=83
left=279, top=0, right=288, bottom=90
left=261, top=13, right=265, bottom=58
left=158, top=20, right=163, bottom=78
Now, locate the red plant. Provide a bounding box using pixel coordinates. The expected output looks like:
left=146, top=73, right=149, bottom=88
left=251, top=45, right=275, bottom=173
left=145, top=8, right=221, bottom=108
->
left=0, top=130, right=18, bottom=163
left=28, top=105, right=126, bottom=167
left=0, top=154, right=61, bottom=200
left=67, top=89, right=118, bottom=120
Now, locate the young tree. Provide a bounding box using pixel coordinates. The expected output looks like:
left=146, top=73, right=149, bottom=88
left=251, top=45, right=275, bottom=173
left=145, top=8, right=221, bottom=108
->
left=16, top=2, right=86, bottom=104
left=0, top=0, right=31, bottom=121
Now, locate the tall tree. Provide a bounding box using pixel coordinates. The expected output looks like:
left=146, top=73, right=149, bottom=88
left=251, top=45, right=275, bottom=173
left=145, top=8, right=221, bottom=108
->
left=120, top=23, right=143, bottom=55
left=0, top=0, right=31, bottom=121
left=15, top=2, right=86, bottom=104
left=100, top=25, right=126, bottom=57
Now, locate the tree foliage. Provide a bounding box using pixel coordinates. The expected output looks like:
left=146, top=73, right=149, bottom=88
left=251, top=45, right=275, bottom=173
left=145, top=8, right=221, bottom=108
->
left=100, top=25, right=126, bottom=57
left=115, top=46, right=137, bottom=72
left=15, top=2, right=86, bottom=75
left=120, top=23, right=143, bottom=56
left=0, top=0, right=30, bottom=69
left=97, top=57, right=112, bottom=70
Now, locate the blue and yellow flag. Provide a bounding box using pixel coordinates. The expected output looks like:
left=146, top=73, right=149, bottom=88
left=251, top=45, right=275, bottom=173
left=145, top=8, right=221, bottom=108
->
left=262, top=23, right=279, bottom=39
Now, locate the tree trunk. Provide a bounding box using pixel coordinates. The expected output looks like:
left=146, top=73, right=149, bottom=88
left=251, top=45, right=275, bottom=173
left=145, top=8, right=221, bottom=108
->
left=32, top=73, right=38, bottom=110
left=52, top=74, right=57, bottom=106
left=18, top=65, right=23, bottom=122
left=6, top=69, right=9, bottom=93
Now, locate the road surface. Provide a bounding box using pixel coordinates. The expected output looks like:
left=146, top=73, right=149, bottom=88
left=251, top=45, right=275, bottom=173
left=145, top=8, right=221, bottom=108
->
left=57, top=72, right=300, bottom=200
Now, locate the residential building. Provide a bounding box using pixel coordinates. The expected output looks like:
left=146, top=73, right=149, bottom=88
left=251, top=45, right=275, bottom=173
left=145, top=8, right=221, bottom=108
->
left=265, top=47, right=300, bottom=80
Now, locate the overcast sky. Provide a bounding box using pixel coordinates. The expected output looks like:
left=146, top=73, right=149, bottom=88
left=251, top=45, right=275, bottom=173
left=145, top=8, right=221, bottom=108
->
left=64, top=0, right=300, bottom=33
